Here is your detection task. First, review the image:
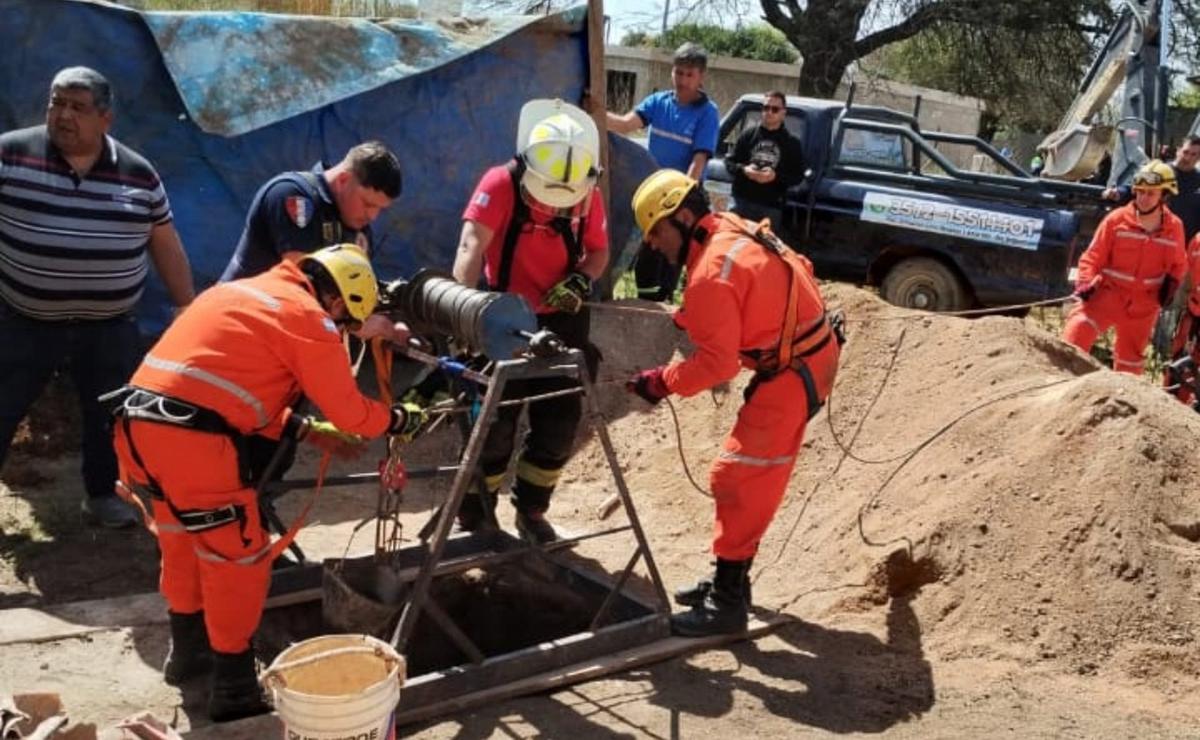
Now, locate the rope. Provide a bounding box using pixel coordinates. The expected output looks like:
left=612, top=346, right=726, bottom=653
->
left=853, top=376, right=1073, bottom=552
left=664, top=397, right=713, bottom=499
left=584, top=294, right=1074, bottom=324
left=844, top=294, right=1074, bottom=323
left=423, top=383, right=604, bottom=417
left=756, top=326, right=908, bottom=582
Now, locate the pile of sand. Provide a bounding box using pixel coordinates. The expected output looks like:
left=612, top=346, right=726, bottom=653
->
left=565, top=286, right=1199, bottom=691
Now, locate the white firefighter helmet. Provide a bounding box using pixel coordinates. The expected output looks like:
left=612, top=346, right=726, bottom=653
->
left=516, top=99, right=601, bottom=210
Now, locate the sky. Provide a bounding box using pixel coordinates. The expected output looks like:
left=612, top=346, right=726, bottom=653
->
left=602, top=0, right=758, bottom=44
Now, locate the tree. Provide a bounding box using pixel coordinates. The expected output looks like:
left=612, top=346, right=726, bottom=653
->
left=758, top=0, right=1114, bottom=97
left=620, top=22, right=799, bottom=65
left=868, top=22, right=1098, bottom=136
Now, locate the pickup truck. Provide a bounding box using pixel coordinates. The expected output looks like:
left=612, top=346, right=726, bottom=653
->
left=703, top=94, right=1108, bottom=311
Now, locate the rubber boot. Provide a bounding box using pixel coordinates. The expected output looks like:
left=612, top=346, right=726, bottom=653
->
left=163, top=611, right=213, bottom=685
left=514, top=507, right=558, bottom=545
left=455, top=491, right=498, bottom=533
left=675, top=559, right=753, bottom=608
left=208, top=649, right=269, bottom=723
left=670, top=558, right=750, bottom=637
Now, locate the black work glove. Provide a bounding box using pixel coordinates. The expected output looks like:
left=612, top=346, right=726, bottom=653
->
left=388, top=402, right=427, bottom=443
left=1159, top=276, right=1179, bottom=309
left=1074, top=280, right=1098, bottom=302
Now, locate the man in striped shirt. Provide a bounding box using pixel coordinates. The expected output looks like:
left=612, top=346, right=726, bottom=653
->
left=0, top=66, right=195, bottom=528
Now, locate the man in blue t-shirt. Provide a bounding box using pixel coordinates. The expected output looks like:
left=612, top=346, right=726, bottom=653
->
left=609, top=43, right=720, bottom=302
left=220, top=141, right=402, bottom=281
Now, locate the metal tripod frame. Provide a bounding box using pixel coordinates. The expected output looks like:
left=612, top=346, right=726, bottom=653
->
left=388, top=347, right=671, bottom=655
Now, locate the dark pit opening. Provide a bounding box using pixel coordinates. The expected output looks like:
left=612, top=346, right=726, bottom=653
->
left=257, top=553, right=652, bottom=677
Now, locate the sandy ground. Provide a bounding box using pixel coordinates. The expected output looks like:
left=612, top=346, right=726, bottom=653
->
left=2, top=287, right=1199, bottom=738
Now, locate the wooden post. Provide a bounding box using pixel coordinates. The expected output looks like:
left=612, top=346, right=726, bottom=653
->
left=586, top=0, right=615, bottom=297
left=586, top=0, right=609, bottom=208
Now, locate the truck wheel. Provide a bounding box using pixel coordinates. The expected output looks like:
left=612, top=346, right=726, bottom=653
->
left=880, top=257, right=969, bottom=312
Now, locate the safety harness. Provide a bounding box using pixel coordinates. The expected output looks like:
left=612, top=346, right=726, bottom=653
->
left=102, top=387, right=259, bottom=539
left=730, top=220, right=845, bottom=419
left=490, top=157, right=587, bottom=293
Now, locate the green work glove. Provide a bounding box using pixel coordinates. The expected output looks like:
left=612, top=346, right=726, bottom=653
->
left=303, top=419, right=367, bottom=459
left=543, top=272, right=592, bottom=314
left=389, top=401, right=428, bottom=442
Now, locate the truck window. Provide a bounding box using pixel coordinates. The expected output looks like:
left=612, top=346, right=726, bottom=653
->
left=838, top=126, right=909, bottom=170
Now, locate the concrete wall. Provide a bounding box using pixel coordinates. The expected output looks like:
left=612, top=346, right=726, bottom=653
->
left=606, top=45, right=987, bottom=166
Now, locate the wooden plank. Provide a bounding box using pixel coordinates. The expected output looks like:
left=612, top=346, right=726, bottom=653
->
left=184, top=613, right=789, bottom=740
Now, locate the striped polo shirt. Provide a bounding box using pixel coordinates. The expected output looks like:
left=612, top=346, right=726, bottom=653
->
left=0, top=125, right=172, bottom=320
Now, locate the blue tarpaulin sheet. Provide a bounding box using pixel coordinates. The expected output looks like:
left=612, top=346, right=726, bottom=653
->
left=0, top=0, right=656, bottom=333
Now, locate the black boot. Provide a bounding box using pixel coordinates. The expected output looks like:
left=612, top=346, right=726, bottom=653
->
left=456, top=491, right=498, bottom=533
left=208, top=649, right=269, bottom=723
left=675, top=559, right=753, bottom=608
left=514, top=507, right=558, bottom=545
left=163, top=611, right=213, bottom=685
left=674, top=576, right=713, bottom=608
left=670, top=558, right=751, bottom=637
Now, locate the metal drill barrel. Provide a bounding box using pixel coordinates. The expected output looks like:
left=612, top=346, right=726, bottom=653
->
left=386, top=270, right=537, bottom=360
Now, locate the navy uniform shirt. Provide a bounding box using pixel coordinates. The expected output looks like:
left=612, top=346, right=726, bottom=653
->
left=220, top=163, right=370, bottom=281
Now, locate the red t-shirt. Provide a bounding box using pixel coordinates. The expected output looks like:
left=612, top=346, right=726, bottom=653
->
left=462, top=164, right=607, bottom=313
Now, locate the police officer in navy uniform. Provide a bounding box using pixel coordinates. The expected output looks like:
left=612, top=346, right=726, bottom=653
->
left=220, top=141, right=402, bottom=281
left=216, top=142, right=405, bottom=503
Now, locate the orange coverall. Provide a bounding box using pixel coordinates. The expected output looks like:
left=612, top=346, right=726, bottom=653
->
left=1165, top=233, right=1200, bottom=403
left=1168, top=233, right=1200, bottom=354
left=664, top=212, right=840, bottom=561
left=113, top=260, right=392, bottom=654
left=1062, top=203, right=1186, bottom=375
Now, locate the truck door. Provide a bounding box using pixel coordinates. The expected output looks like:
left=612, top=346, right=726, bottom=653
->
left=803, top=122, right=915, bottom=282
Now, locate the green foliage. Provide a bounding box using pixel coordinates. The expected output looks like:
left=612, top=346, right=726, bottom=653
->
left=1172, top=86, right=1200, bottom=110
left=620, top=30, right=651, bottom=47
left=627, top=22, right=799, bottom=65
left=869, top=23, right=1094, bottom=135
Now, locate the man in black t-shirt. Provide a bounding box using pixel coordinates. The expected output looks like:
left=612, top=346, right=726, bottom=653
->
left=725, top=90, right=806, bottom=230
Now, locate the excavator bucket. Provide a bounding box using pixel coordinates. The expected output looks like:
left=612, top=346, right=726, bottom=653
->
left=1038, top=123, right=1115, bottom=181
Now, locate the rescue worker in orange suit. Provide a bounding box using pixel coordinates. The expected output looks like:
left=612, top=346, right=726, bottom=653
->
left=107, top=245, right=425, bottom=722
left=452, top=99, right=608, bottom=544
left=1165, top=232, right=1200, bottom=404
left=625, top=170, right=841, bottom=637
left=1063, top=160, right=1187, bottom=375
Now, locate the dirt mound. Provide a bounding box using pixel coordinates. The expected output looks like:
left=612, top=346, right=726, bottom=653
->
left=567, top=288, right=1200, bottom=692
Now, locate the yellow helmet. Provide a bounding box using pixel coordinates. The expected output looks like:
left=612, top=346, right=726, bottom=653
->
left=1132, top=159, right=1178, bottom=195
left=300, top=244, right=378, bottom=321
left=631, top=169, right=698, bottom=235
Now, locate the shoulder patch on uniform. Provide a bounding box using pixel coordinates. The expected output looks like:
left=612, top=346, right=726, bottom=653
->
left=473, top=192, right=491, bottom=208
left=285, top=195, right=313, bottom=228
left=322, top=317, right=339, bottom=335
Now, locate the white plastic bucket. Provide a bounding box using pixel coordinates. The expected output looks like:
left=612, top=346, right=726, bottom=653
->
left=262, top=634, right=406, bottom=740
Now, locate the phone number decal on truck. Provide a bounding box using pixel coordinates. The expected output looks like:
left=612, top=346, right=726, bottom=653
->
left=861, top=192, right=1045, bottom=250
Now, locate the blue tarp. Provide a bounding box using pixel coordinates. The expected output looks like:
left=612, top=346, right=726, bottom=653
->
left=0, top=0, right=656, bottom=333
